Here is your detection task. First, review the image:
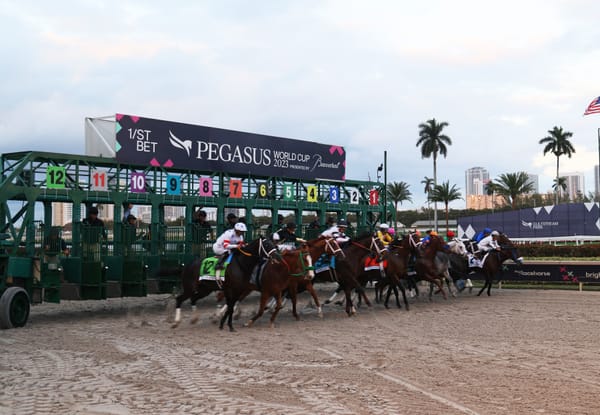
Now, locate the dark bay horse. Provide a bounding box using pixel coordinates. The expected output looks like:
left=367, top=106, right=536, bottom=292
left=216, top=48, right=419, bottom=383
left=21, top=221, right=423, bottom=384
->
left=476, top=233, right=523, bottom=296
left=171, top=237, right=278, bottom=330
left=414, top=234, right=452, bottom=299
left=317, top=233, right=384, bottom=316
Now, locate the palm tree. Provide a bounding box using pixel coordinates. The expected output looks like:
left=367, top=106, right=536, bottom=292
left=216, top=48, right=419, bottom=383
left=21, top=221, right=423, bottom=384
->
left=485, top=179, right=498, bottom=211
left=421, top=176, right=433, bottom=218
left=494, top=172, right=535, bottom=209
left=386, top=181, right=412, bottom=229
left=416, top=119, right=452, bottom=231
left=552, top=176, right=568, bottom=201
left=429, top=181, right=461, bottom=232
left=539, top=126, right=575, bottom=205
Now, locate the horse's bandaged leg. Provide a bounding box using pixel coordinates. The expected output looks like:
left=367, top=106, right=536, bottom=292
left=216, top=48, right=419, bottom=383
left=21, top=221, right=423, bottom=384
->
left=190, top=305, right=200, bottom=324
left=175, top=308, right=181, bottom=323
left=305, top=254, right=315, bottom=280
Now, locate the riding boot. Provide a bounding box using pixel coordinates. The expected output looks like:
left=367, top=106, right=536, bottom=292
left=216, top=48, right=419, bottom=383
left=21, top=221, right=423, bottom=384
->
left=215, top=254, right=227, bottom=279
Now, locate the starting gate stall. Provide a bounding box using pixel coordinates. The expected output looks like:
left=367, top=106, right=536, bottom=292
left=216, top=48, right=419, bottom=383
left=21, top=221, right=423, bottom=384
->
left=0, top=114, right=389, bottom=328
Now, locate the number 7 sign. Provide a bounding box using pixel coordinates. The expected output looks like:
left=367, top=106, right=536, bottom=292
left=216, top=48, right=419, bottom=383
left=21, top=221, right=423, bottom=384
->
left=229, top=179, right=242, bottom=198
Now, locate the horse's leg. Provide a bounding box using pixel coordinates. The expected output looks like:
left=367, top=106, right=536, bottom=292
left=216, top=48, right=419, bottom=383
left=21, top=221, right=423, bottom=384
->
left=304, top=281, right=323, bottom=318
left=428, top=282, right=434, bottom=301
left=399, top=280, right=409, bottom=311
left=445, top=272, right=456, bottom=298
left=487, top=276, right=493, bottom=296
left=325, top=284, right=342, bottom=305
left=477, top=281, right=487, bottom=296
left=269, top=292, right=284, bottom=328
left=384, top=283, right=392, bottom=309
left=357, top=286, right=371, bottom=308
left=288, top=282, right=300, bottom=321
left=247, top=291, right=269, bottom=327
left=343, top=286, right=356, bottom=316
left=171, top=291, right=188, bottom=328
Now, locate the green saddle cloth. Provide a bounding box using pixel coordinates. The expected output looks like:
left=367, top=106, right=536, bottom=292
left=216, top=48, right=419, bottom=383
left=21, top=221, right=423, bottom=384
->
left=199, top=256, right=229, bottom=278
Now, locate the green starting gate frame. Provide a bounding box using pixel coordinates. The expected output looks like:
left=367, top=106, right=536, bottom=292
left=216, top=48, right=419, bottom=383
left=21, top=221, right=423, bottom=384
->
left=0, top=150, right=387, bottom=328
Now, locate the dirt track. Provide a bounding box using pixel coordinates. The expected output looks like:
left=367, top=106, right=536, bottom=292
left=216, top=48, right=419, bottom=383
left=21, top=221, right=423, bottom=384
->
left=1, top=285, right=599, bottom=415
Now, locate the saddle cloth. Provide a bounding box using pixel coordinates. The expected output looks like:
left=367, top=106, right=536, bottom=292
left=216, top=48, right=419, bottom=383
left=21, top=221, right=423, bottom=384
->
left=315, top=254, right=335, bottom=274
left=364, top=256, right=388, bottom=272
left=198, top=256, right=229, bottom=281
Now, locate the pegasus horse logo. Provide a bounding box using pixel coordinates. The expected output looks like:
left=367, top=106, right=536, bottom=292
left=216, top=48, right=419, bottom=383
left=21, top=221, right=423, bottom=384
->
left=521, top=220, right=533, bottom=229
left=168, top=131, right=193, bottom=157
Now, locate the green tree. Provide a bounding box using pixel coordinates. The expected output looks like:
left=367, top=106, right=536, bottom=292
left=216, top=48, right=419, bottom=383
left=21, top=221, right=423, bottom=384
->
left=429, top=181, right=462, bottom=232
left=494, top=172, right=535, bottom=209
left=416, top=119, right=452, bottom=231
left=387, top=181, right=412, bottom=229
left=539, top=126, right=575, bottom=205
left=552, top=176, right=568, bottom=200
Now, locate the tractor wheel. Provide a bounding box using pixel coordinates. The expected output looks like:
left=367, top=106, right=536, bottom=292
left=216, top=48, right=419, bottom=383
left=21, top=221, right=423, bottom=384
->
left=0, top=287, right=30, bottom=329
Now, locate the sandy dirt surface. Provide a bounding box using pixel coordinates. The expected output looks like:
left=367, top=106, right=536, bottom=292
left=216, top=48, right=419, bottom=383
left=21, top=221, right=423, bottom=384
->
left=1, top=284, right=600, bottom=415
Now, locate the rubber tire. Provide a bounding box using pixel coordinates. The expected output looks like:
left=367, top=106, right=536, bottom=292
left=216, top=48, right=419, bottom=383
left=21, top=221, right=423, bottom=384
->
left=0, top=287, right=30, bottom=329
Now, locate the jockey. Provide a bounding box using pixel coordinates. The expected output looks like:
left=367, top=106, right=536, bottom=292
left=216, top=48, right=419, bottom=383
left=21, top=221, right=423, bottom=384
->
left=276, top=222, right=306, bottom=251
left=446, top=230, right=456, bottom=242
left=321, top=219, right=350, bottom=245
left=473, top=227, right=491, bottom=243
left=468, top=230, right=500, bottom=268
left=388, top=227, right=395, bottom=239
left=213, top=222, right=247, bottom=279
left=376, top=223, right=393, bottom=246
left=478, top=230, right=501, bottom=254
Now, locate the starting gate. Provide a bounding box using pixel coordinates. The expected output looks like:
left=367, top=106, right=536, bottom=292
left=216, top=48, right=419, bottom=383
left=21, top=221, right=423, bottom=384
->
left=0, top=150, right=387, bottom=328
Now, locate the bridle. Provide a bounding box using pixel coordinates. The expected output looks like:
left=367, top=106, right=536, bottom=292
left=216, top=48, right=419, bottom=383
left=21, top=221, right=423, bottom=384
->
left=324, top=236, right=344, bottom=257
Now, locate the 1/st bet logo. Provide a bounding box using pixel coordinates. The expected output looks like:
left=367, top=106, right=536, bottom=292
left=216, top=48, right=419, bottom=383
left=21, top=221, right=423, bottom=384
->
left=128, top=128, right=157, bottom=152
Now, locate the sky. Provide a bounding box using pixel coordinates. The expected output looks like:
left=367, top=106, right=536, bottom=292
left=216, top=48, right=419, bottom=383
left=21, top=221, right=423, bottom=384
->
left=2, top=0, right=600, bottom=210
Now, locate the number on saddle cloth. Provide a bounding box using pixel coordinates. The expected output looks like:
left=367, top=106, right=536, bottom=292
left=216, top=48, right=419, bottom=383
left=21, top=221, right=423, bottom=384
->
left=315, top=253, right=335, bottom=273
left=364, top=256, right=387, bottom=271
left=198, top=255, right=231, bottom=280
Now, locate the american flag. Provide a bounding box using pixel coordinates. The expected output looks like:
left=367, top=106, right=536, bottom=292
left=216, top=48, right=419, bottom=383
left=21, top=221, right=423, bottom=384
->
left=584, top=96, right=600, bottom=115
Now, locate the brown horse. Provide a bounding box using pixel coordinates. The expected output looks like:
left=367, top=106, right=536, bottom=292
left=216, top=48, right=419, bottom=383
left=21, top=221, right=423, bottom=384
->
left=477, top=233, right=523, bottom=296
left=172, top=237, right=279, bottom=328
left=319, top=233, right=384, bottom=316
left=245, top=244, right=318, bottom=328
left=286, top=236, right=343, bottom=319
left=414, top=234, right=451, bottom=299
left=376, top=232, right=421, bottom=309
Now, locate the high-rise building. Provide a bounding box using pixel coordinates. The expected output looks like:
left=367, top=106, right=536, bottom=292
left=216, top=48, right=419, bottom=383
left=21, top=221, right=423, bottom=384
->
left=465, top=167, right=489, bottom=196
left=595, top=165, right=599, bottom=196
left=562, top=172, right=585, bottom=201
left=526, top=173, right=539, bottom=194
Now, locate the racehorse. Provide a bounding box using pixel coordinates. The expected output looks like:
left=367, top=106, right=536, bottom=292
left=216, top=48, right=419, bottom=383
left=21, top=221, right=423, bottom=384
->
left=172, top=237, right=279, bottom=329
left=476, top=233, right=523, bottom=296
left=245, top=243, right=314, bottom=328
left=317, top=233, right=384, bottom=316
left=378, top=232, right=424, bottom=309
left=414, top=234, right=452, bottom=299
left=286, top=236, right=343, bottom=319
left=426, top=239, right=469, bottom=299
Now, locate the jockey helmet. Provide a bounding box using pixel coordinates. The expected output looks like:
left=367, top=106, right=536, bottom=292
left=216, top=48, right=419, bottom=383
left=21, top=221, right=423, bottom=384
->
left=491, top=230, right=499, bottom=236
left=388, top=228, right=395, bottom=235
left=337, top=219, right=348, bottom=227
left=429, top=230, right=438, bottom=236
left=446, top=230, right=455, bottom=238
left=483, top=227, right=492, bottom=234
left=286, top=222, right=296, bottom=229
left=272, top=232, right=281, bottom=241
left=234, top=222, right=247, bottom=232
left=88, top=206, right=99, bottom=215
left=379, top=223, right=389, bottom=230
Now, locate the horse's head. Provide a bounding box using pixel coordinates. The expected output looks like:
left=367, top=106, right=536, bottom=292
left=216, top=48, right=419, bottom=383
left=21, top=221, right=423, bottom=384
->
left=260, top=237, right=282, bottom=263
left=447, top=239, right=468, bottom=257
left=496, top=234, right=523, bottom=265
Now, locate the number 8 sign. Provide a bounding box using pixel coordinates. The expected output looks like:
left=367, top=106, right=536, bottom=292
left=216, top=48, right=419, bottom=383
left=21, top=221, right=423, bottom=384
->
left=199, top=177, right=213, bottom=197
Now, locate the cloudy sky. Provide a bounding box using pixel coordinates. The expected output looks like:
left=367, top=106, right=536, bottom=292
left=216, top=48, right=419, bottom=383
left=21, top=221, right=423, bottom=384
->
left=2, top=0, right=600, bottom=209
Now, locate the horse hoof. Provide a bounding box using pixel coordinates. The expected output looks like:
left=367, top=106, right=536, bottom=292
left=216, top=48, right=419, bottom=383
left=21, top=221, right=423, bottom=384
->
left=244, top=320, right=254, bottom=327
left=229, top=327, right=235, bottom=332
left=171, top=322, right=180, bottom=329
left=318, top=312, right=323, bottom=319
left=324, top=300, right=331, bottom=304
left=190, top=317, right=199, bottom=325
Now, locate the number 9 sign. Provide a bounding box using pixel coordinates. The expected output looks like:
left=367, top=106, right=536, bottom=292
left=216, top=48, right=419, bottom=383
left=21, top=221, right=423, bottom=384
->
left=166, top=174, right=181, bottom=195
